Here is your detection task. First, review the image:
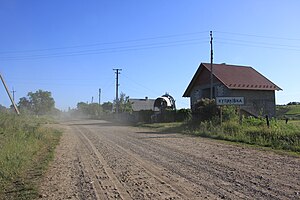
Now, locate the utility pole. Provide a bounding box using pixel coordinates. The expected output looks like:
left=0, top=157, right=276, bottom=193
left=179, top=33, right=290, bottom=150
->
left=0, top=74, right=20, bottom=115
left=99, top=88, right=101, bottom=105
left=210, top=31, right=214, bottom=100
left=98, top=88, right=101, bottom=116
left=11, top=87, right=16, bottom=101
left=113, top=68, right=122, bottom=113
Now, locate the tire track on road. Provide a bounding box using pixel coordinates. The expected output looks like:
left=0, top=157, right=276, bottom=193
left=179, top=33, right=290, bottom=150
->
left=80, top=126, right=213, bottom=199
left=55, top=120, right=300, bottom=200
left=88, top=126, right=238, bottom=199
left=75, top=126, right=132, bottom=200
left=86, top=125, right=291, bottom=200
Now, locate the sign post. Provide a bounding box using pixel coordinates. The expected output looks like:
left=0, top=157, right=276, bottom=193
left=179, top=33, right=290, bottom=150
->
left=220, top=106, right=222, bottom=125
left=216, top=97, right=244, bottom=106
left=216, top=97, right=244, bottom=125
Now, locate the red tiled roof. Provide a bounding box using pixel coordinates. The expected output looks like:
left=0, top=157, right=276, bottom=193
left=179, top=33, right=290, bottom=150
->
left=183, top=63, right=282, bottom=97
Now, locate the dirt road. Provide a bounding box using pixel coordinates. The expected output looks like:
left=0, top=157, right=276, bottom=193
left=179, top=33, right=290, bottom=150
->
left=39, top=119, right=300, bottom=199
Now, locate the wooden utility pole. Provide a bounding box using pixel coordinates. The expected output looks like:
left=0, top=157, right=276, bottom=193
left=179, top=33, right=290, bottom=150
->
left=11, top=87, right=16, bottom=101
left=113, top=68, right=122, bottom=113
left=99, top=88, right=101, bottom=105
left=210, top=31, right=214, bottom=100
left=0, top=73, right=20, bottom=115
left=98, top=88, right=101, bottom=116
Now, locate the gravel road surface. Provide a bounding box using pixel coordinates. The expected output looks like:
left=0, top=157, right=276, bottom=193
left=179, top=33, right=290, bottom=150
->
left=39, top=119, right=300, bottom=200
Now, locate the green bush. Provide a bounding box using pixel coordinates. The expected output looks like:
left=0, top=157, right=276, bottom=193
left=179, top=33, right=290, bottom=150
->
left=222, top=105, right=239, bottom=122
left=193, top=98, right=218, bottom=121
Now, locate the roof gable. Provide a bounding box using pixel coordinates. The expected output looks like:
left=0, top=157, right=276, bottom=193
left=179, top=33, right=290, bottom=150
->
left=183, top=63, right=282, bottom=97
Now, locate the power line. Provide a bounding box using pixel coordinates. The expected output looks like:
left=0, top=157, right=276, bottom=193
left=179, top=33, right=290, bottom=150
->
left=217, top=37, right=300, bottom=49
left=215, top=31, right=300, bottom=41
left=0, top=39, right=208, bottom=61
left=215, top=41, right=300, bottom=52
left=2, top=30, right=300, bottom=61
left=213, top=31, right=300, bottom=52
left=0, top=31, right=208, bottom=55
left=122, top=74, right=161, bottom=97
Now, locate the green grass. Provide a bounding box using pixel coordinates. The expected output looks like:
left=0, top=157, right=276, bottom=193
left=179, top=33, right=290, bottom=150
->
left=139, top=122, right=184, bottom=132
left=139, top=118, right=300, bottom=153
left=286, top=105, right=300, bottom=115
left=0, top=113, right=61, bottom=200
left=277, top=105, right=300, bottom=120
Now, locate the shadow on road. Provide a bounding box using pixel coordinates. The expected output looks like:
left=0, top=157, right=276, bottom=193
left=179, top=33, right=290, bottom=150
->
left=60, top=119, right=130, bottom=127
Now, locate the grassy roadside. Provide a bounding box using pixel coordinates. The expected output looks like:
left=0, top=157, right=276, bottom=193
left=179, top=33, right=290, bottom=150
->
left=0, top=113, right=61, bottom=200
left=139, top=119, right=300, bottom=154
left=277, top=104, right=300, bottom=120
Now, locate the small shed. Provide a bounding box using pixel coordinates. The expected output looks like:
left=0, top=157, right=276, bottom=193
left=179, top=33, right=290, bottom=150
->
left=183, top=63, right=282, bottom=117
left=129, top=97, right=158, bottom=123
left=129, top=97, right=158, bottom=112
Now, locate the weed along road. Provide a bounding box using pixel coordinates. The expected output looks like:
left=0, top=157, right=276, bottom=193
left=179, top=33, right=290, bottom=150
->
left=39, top=119, right=300, bottom=200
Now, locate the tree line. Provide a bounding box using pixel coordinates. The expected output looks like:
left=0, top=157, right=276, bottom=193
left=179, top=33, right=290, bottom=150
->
left=0, top=90, right=133, bottom=117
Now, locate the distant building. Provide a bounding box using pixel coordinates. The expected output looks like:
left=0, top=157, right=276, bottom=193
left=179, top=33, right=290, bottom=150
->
left=129, top=94, right=176, bottom=122
left=183, top=63, right=282, bottom=117
left=128, top=97, right=157, bottom=122
left=154, top=93, right=176, bottom=112
left=129, top=97, right=158, bottom=112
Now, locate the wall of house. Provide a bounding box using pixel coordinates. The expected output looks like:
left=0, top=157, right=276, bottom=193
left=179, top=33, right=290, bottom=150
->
left=226, top=89, right=276, bottom=117
left=191, top=84, right=276, bottom=117
left=188, top=66, right=277, bottom=117
left=190, top=80, right=221, bottom=110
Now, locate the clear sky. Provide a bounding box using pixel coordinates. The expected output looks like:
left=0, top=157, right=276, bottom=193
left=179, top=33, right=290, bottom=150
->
left=0, top=0, right=300, bottom=110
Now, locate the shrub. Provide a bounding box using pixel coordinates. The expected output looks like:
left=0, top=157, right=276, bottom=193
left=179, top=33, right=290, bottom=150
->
left=221, top=105, right=239, bottom=122
left=175, top=109, right=192, bottom=122
left=193, top=98, right=218, bottom=121
left=222, top=120, right=241, bottom=135
left=243, top=116, right=265, bottom=126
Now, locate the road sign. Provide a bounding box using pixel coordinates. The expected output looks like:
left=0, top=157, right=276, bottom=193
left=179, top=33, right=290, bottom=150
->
left=216, top=97, right=244, bottom=105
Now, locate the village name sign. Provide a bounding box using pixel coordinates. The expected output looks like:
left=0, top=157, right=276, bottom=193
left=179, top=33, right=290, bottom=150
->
left=216, top=97, right=244, bottom=105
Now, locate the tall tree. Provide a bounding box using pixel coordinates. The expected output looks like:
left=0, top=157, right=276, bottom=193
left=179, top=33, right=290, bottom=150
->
left=77, top=102, right=89, bottom=114
left=102, top=101, right=113, bottom=112
left=18, top=90, right=55, bottom=115
left=28, top=90, right=55, bottom=115
left=117, top=92, right=132, bottom=113
left=76, top=102, right=102, bottom=117
left=18, top=97, right=31, bottom=112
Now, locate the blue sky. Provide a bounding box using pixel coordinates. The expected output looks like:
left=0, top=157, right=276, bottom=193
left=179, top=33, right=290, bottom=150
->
left=0, top=0, right=300, bottom=110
